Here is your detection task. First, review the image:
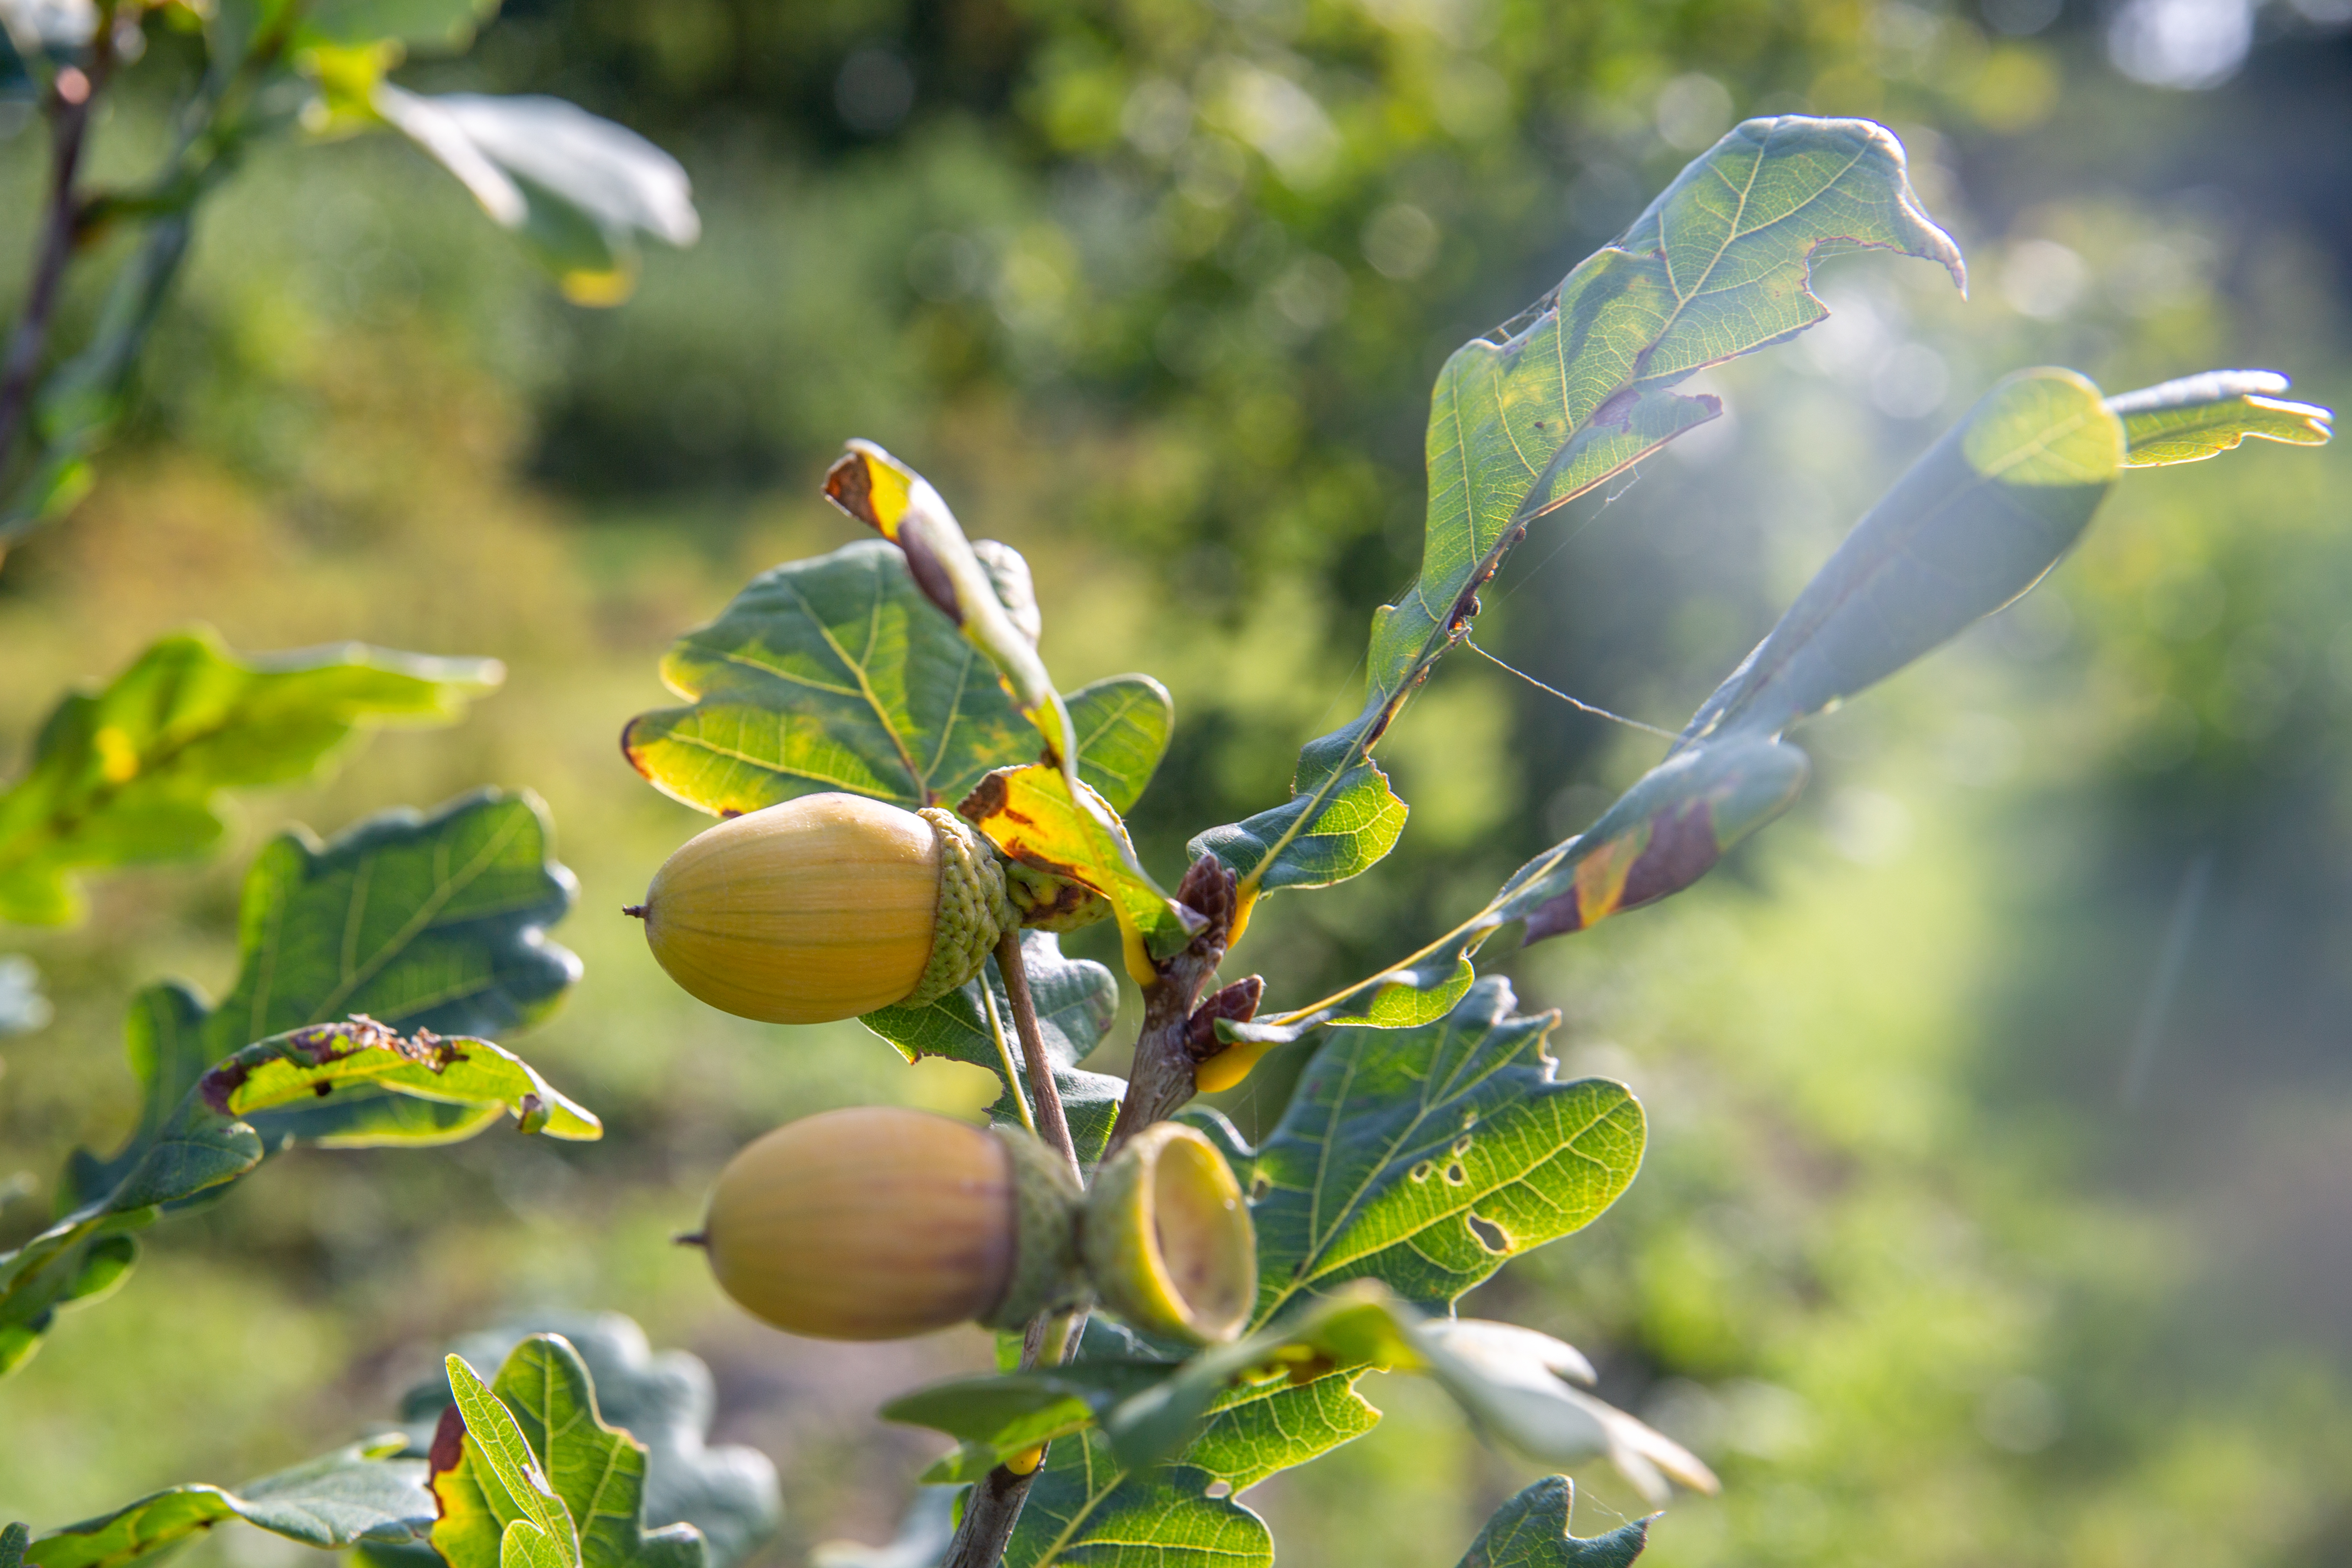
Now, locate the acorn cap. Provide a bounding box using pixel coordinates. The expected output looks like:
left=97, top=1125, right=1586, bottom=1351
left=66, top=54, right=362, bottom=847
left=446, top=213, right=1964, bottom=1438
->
left=980, top=1126, right=1090, bottom=1330
left=1082, top=1122, right=1257, bottom=1345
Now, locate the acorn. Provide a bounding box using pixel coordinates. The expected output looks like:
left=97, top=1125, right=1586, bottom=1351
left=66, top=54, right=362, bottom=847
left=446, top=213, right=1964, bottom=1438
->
left=633, top=792, right=1016, bottom=1024
left=694, top=1106, right=1087, bottom=1340
left=1082, top=1122, right=1257, bottom=1345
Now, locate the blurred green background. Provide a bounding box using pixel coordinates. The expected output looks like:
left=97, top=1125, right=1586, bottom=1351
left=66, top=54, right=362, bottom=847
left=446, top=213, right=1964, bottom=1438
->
left=3, top=0, right=2350, bottom=1563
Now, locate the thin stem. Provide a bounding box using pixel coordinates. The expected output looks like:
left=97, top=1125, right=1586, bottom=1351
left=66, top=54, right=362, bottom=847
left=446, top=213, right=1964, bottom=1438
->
left=0, top=23, right=118, bottom=473
left=981, top=983, right=1036, bottom=1135
left=995, top=930, right=1081, bottom=1184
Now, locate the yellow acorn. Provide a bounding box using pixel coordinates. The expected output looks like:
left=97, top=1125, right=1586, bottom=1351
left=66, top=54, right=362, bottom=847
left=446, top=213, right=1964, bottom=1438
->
left=1083, top=1123, right=1257, bottom=1345
left=692, top=1106, right=1087, bottom=1340
left=632, top=792, right=1015, bottom=1024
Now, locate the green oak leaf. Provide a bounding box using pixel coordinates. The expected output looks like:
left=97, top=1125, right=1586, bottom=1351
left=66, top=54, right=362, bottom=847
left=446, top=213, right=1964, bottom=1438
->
left=300, top=0, right=500, bottom=51
left=23, top=1440, right=434, bottom=1568
left=2108, top=369, right=2332, bottom=468
left=1457, top=1477, right=1648, bottom=1568
left=436, top=1353, right=582, bottom=1568
left=0, top=629, right=500, bottom=926
left=999, top=1365, right=1376, bottom=1568
left=400, top=1314, right=781, bottom=1568
left=1, top=791, right=586, bottom=1378
left=1250, top=978, right=1644, bottom=1319
left=861, top=929, right=1125, bottom=1163
left=1194, top=116, right=1964, bottom=919
left=3, top=1523, right=25, bottom=1568
left=431, top=1336, right=704, bottom=1568
left=1065, top=675, right=1175, bottom=815
left=624, top=539, right=1168, bottom=815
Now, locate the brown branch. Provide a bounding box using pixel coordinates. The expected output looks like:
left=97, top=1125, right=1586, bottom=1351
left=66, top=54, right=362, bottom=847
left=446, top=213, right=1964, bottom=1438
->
left=0, top=28, right=117, bottom=476
left=1104, top=856, right=1237, bottom=1159
left=995, top=929, right=1081, bottom=1183
left=942, top=864, right=1237, bottom=1568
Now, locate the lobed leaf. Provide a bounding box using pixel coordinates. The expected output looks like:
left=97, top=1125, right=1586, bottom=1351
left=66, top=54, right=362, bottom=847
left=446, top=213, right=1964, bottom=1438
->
left=0, top=629, right=501, bottom=926
left=0, top=1016, right=596, bottom=1378
left=623, top=540, right=1169, bottom=818
left=1249, top=979, right=1643, bottom=1318
left=1193, top=116, right=1965, bottom=930
left=24, top=1441, right=434, bottom=1568
left=0, top=791, right=586, bottom=1377
left=2107, top=369, right=2332, bottom=468
left=433, top=1336, right=705, bottom=1568
left=1456, top=1477, right=1649, bottom=1568
left=438, top=1354, right=582, bottom=1568
left=399, top=1313, right=781, bottom=1568
left=860, top=929, right=1125, bottom=1162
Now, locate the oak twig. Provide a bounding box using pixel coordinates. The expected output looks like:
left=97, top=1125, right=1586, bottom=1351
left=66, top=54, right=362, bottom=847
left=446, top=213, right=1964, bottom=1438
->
left=0, top=27, right=118, bottom=476
left=995, top=930, right=1081, bottom=1183
left=944, top=867, right=1238, bottom=1568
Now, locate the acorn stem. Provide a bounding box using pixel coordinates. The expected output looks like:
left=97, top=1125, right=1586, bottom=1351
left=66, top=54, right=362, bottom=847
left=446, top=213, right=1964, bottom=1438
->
left=997, top=929, right=1081, bottom=1187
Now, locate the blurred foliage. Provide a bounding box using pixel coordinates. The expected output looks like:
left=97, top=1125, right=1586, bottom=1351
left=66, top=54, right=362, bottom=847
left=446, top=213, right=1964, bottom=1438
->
left=0, top=0, right=2348, bottom=1565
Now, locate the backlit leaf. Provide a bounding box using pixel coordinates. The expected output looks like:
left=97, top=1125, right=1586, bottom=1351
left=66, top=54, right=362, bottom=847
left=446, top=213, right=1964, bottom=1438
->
left=1456, top=1477, right=1648, bottom=1568
left=399, top=1313, right=782, bottom=1568
left=375, top=90, right=698, bottom=306
left=961, top=765, right=1205, bottom=977
left=432, top=1336, right=705, bottom=1568
left=1195, top=116, right=1965, bottom=925
left=2108, top=369, right=2332, bottom=468
left=0, top=629, right=500, bottom=926
left=24, top=1441, right=434, bottom=1568
left=1065, top=675, right=1175, bottom=815
left=824, top=443, right=1081, bottom=778
left=438, top=1354, right=581, bottom=1568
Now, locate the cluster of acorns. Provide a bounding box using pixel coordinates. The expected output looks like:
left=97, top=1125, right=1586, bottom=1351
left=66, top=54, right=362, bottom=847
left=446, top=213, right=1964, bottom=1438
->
left=637, top=793, right=1256, bottom=1346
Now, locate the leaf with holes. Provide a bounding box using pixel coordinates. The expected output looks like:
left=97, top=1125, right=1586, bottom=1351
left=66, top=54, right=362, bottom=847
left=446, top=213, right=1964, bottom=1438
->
left=2109, top=369, right=2331, bottom=468
left=1456, top=1477, right=1649, bottom=1568
left=23, top=1440, right=434, bottom=1568
left=1193, top=116, right=1964, bottom=931
left=431, top=1335, right=705, bottom=1568
left=0, top=629, right=500, bottom=926
left=860, top=929, right=1125, bottom=1162
left=1248, top=978, right=1643, bottom=1318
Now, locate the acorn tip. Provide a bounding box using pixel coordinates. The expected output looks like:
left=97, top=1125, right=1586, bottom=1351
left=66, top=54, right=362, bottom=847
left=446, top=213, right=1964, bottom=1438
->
left=674, top=1230, right=709, bottom=1248
left=623, top=904, right=649, bottom=920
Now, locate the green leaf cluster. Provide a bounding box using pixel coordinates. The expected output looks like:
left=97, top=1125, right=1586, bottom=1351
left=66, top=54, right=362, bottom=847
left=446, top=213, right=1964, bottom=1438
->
left=0, top=630, right=500, bottom=926
left=0, top=790, right=591, bottom=1378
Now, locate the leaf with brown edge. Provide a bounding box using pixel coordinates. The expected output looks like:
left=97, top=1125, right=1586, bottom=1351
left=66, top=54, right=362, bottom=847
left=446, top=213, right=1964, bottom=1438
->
left=961, top=765, right=1205, bottom=982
